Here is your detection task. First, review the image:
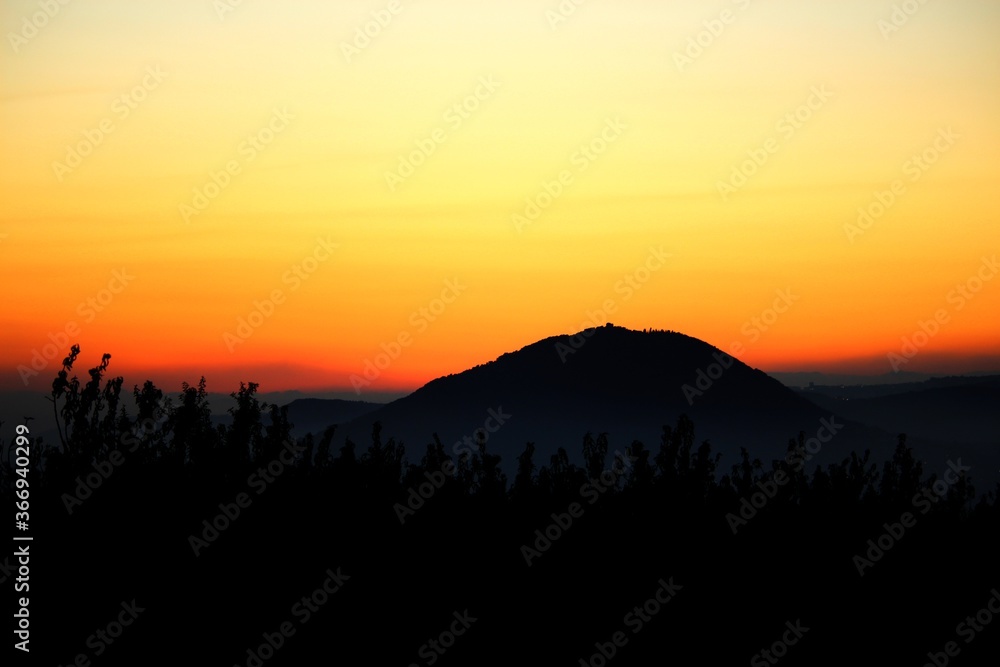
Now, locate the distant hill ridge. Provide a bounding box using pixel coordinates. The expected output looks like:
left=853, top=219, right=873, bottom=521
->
left=331, top=325, right=863, bottom=475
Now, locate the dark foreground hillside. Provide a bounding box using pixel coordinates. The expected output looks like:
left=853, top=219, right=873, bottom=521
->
left=4, top=347, right=999, bottom=666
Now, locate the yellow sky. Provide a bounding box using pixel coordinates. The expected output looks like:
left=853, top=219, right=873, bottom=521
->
left=2, top=0, right=999, bottom=394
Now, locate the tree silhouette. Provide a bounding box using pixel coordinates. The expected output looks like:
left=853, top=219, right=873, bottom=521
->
left=226, top=381, right=263, bottom=467
left=19, top=346, right=1000, bottom=665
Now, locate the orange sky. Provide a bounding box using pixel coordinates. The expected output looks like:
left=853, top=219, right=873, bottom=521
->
left=2, top=0, right=999, bottom=396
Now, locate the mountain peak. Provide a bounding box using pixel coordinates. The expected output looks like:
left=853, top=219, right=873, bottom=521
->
left=336, top=327, right=832, bottom=474
left=421, top=325, right=792, bottom=411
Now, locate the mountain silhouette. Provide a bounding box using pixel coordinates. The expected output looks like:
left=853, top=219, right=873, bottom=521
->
left=283, top=397, right=381, bottom=437
left=800, top=377, right=1000, bottom=445
left=333, top=325, right=887, bottom=475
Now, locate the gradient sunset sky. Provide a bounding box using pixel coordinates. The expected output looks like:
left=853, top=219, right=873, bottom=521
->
left=2, top=0, right=999, bottom=395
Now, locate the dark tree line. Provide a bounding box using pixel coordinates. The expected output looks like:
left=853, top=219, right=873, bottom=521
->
left=6, top=347, right=998, bottom=666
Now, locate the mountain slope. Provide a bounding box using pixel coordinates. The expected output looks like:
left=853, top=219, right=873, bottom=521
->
left=799, top=379, right=1000, bottom=445
left=283, top=398, right=382, bottom=437
left=336, top=326, right=881, bottom=473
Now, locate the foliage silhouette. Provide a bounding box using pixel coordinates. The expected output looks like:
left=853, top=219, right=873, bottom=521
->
left=13, top=347, right=999, bottom=666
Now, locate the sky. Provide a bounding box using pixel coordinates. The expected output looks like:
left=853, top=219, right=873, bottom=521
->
left=2, top=0, right=999, bottom=397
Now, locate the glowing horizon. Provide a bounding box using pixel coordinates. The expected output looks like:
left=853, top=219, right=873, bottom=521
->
left=3, top=0, right=999, bottom=395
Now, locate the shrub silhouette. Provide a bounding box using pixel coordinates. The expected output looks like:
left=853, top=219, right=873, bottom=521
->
left=15, top=347, right=999, bottom=666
